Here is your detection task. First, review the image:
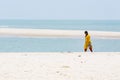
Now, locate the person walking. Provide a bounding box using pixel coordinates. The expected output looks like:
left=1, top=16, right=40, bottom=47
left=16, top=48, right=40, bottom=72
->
left=84, top=31, right=93, bottom=52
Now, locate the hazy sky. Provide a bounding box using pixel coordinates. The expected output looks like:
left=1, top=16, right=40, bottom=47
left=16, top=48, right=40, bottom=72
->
left=0, top=0, right=120, bottom=20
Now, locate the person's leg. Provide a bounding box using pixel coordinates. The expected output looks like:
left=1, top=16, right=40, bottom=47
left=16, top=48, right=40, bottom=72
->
left=89, top=44, right=93, bottom=52
left=84, top=44, right=88, bottom=52
left=84, top=48, right=87, bottom=52
left=89, top=47, right=93, bottom=52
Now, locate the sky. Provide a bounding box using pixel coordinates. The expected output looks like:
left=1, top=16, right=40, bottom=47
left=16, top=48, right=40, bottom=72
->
left=0, top=0, right=120, bottom=20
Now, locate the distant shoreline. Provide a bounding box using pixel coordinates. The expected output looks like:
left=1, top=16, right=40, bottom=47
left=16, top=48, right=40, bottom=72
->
left=0, top=28, right=120, bottom=39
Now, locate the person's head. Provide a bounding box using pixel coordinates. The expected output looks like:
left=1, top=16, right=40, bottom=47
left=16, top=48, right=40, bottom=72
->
left=84, top=31, right=88, bottom=35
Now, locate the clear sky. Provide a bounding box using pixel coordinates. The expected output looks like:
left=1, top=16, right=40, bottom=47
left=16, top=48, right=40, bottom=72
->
left=0, top=0, right=120, bottom=20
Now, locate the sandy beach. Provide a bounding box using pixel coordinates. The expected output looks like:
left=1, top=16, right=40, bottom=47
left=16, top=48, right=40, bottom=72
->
left=0, top=52, right=120, bottom=80
left=0, top=28, right=120, bottom=39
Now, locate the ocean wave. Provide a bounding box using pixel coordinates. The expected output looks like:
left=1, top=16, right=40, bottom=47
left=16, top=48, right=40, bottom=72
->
left=0, top=26, right=9, bottom=28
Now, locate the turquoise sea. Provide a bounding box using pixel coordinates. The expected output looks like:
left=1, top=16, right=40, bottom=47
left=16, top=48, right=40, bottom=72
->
left=0, top=20, right=120, bottom=52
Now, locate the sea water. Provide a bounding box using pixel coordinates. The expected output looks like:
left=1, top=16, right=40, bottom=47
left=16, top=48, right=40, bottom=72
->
left=0, top=20, right=120, bottom=52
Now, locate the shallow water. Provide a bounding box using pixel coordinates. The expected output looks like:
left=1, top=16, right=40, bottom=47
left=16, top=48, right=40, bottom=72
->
left=0, top=20, right=120, bottom=52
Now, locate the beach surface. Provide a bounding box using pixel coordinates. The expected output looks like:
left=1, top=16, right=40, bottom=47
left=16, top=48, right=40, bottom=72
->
left=0, top=52, right=120, bottom=80
left=0, top=28, right=120, bottom=39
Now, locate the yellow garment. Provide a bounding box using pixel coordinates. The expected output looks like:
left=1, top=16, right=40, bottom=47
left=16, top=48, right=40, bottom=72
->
left=84, top=34, right=92, bottom=49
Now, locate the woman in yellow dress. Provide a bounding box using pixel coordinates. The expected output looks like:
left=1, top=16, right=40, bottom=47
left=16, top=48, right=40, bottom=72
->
left=84, top=31, right=93, bottom=52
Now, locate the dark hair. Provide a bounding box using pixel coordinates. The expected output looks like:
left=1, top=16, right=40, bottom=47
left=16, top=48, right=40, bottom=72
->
left=84, top=31, right=88, bottom=34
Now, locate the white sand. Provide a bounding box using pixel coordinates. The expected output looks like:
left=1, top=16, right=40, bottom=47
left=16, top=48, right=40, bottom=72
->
left=0, top=52, right=120, bottom=80
left=0, top=28, right=120, bottom=39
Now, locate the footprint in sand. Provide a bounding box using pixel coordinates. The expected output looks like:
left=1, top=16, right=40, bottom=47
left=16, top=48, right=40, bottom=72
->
left=56, top=71, right=70, bottom=78
left=61, top=66, right=70, bottom=68
left=56, top=66, right=71, bottom=78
